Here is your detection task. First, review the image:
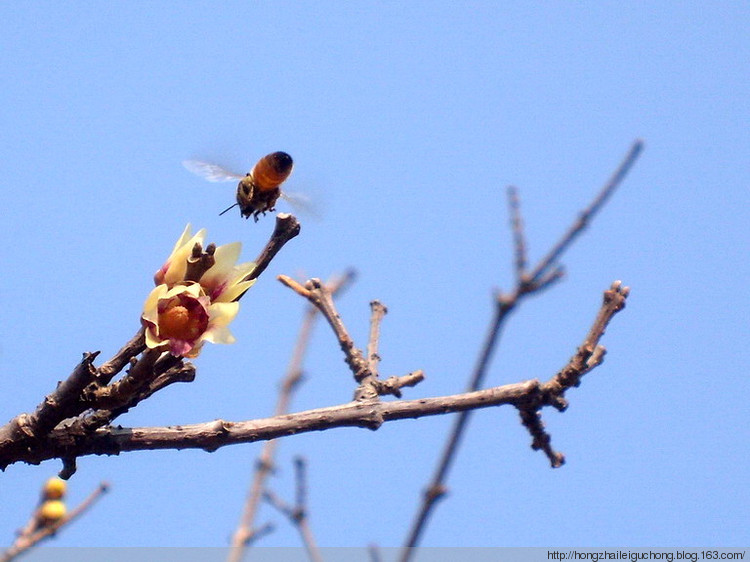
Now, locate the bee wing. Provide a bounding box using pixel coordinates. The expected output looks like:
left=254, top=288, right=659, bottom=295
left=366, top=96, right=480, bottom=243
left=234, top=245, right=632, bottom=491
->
left=182, top=160, right=245, bottom=182
left=280, top=190, right=321, bottom=220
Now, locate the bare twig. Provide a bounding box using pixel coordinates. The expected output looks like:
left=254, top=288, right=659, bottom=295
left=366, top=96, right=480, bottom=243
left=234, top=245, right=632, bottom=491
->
left=70, top=361, right=196, bottom=436
left=400, top=141, right=643, bottom=559
left=1, top=482, right=109, bottom=562
left=227, top=270, right=355, bottom=562
left=373, top=370, right=425, bottom=399
left=518, top=280, right=628, bottom=467
left=87, top=348, right=162, bottom=410
left=508, top=185, right=529, bottom=284
left=528, top=140, right=644, bottom=285
left=278, top=277, right=423, bottom=402
left=278, top=276, right=372, bottom=384
left=96, top=327, right=147, bottom=384
left=263, top=457, right=323, bottom=562
left=543, top=281, right=629, bottom=400
left=239, top=213, right=301, bottom=288
left=367, top=301, right=388, bottom=376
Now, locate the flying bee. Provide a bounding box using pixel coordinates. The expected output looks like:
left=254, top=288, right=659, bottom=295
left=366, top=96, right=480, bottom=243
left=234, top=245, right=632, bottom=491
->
left=183, top=151, right=294, bottom=221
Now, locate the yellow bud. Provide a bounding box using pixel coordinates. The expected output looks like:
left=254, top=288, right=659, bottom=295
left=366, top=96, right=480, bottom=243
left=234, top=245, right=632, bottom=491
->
left=39, top=500, right=66, bottom=523
left=43, top=477, right=67, bottom=500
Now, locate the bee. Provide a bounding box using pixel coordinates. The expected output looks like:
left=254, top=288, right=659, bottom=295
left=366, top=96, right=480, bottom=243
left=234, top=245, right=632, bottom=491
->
left=183, top=152, right=294, bottom=221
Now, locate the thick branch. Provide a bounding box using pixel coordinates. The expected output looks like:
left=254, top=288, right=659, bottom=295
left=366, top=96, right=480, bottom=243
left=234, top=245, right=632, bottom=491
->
left=0, top=353, right=98, bottom=455
left=2, top=380, right=541, bottom=468
left=1, top=215, right=298, bottom=473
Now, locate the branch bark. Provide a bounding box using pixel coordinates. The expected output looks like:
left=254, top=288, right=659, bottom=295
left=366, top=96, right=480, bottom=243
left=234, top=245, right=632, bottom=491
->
left=1, top=380, right=540, bottom=468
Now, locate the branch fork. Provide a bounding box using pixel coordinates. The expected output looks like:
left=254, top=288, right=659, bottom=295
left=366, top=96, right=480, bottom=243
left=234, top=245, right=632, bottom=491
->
left=277, top=277, right=424, bottom=402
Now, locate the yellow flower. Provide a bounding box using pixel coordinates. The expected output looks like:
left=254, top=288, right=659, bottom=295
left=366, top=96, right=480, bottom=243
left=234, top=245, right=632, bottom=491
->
left=153, top=224, right=256, bottom=302
left=42, top=477, right=67, bottom=500
left=39, top=500, right=66, bottom=524
left=153, top=224, right=207, bottom=287
left=198, top=241, right=256, bottom=303
left=141, top=283, right=239, bottom=358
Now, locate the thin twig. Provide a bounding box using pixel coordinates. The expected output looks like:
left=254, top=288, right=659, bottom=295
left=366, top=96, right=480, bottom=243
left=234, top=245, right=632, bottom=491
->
left=96, top=327, right=146, bottom=384
left=507, top=185, right=529, bottom=284
left=278, top=276, right=424, bottom=403
left=374, top=370, right=425, bottom=399
left=227, top=270, right=355, bottom=562
left=529, top=140, right=644, bottom=284
left=518, top=280, right=629, bottom=467
left=239, top=213, right=301, bottom=289
left=1, top=482, right=109, bottom=562
left=399, top=141, right=643, bottom=559
left=278, top=276, right=372, bottom=385
left=263, top=457, right=323, bottom=562
left=367, top=301, right=388, bottom=376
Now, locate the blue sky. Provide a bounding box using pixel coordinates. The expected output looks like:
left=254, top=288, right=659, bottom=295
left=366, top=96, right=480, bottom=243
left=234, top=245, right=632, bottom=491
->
left=1, top=1, right=748, bottom=552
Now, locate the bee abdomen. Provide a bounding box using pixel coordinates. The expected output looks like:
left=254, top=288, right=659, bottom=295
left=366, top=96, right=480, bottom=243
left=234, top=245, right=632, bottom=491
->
left=251, top=151, right=294, bottom=192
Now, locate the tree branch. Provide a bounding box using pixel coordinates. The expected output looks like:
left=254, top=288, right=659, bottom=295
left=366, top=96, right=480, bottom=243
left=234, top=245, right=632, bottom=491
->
left=528, top=140, right=644, bottom=284
left=399, top=140, right=643, bottom=559
left=367, top=300, right=388, bottom=376
left=1, top=381, right=537, bottom=467
left=278, top=276, right=423, bottom=402
left=263, top=457, right=323, bottom=562
left=1, top=481, right=109, bottom=562
left=239, top=213, right=301, bottom=288
left=278, top=275, right=373, bottom=386
left=227, top=270, right=355, bottom=562
left=0, top=353, right=99, bottom=464
left=1, top=276, right=627, bottom=471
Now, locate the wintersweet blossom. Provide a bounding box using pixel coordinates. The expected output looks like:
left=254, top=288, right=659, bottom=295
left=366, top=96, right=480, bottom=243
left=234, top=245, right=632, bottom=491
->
left=143, top=225, right=255, bottom=357
left=153, top=224, right=207, bottom=287
left=141, top=283, right=239, bottom=358
left=198, top=241, right=256, bottom=303
left=153, top=224, right=256, bottom=302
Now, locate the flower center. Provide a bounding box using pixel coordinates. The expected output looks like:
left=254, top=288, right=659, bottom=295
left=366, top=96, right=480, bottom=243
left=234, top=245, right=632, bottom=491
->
left=159, top=304, right=206, bottom=341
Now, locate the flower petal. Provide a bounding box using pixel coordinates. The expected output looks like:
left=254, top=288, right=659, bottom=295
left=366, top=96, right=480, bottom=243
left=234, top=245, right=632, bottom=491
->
left=218, top=279, right=256, bottom=303
left=201, top=324, right=236, bottom=345
left=207, top=301, right=240, bottom=326
left=144, top=324, right=164, bottom=349
left=203, top=242, right=243, bottom=282
left=158, top=225, right=207, bottom=286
